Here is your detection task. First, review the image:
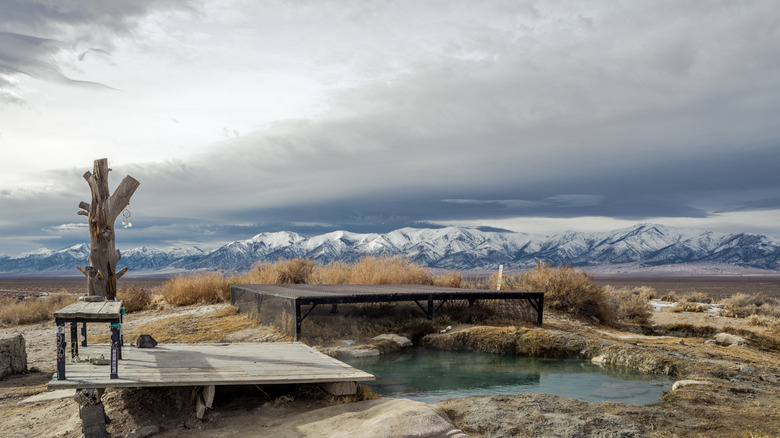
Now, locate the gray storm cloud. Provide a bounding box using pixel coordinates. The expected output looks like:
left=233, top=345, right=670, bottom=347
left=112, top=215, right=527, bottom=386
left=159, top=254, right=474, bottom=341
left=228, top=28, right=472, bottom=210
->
left=0, top=1, right=779, bottom=255
left=0, top=0, right=193, bottom=99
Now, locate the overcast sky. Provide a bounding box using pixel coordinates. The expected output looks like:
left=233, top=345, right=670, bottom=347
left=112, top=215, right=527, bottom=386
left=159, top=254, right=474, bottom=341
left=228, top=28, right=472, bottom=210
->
left=1, top=0, right=779, bottom=256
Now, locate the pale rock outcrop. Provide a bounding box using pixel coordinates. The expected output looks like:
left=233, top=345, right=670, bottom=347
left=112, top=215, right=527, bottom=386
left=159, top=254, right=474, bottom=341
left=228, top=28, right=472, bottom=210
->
left=372, top=334, right=413, bottom=348
left=0, top=333, right=27, bottom=379
left=672, top=380, right=713, bottom=391
left=712, top=333, right=747, bottom=346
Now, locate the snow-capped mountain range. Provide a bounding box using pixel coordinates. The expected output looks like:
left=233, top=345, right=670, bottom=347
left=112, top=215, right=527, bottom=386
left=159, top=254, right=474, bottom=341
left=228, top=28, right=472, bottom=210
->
left=2, top=224, right=780, bottom=276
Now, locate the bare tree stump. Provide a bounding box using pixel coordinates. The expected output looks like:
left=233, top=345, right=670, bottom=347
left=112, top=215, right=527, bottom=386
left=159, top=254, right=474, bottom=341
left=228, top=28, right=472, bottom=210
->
left=77, top=158, right=139, bottom=300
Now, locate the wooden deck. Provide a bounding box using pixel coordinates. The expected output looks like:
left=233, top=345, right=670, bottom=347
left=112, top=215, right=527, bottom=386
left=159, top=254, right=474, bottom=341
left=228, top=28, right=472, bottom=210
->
left=48, top=342, right=374, bottom=390
left=231, top=284, right=545, bottom=339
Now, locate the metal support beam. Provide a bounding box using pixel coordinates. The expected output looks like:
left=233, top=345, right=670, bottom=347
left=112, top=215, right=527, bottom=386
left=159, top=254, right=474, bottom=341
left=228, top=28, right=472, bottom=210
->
left=110, top=323, right=120, bottom=379
left=296, top=302, right=319, bottom=340
left=70, top=322, right=79, bottom=359
left=413, top=300, right=428, bottom=317
left=56, top=323, right=66, bottom=380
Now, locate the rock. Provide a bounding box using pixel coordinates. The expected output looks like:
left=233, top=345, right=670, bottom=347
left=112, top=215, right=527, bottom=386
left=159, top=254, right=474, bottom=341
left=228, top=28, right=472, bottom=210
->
left=738, top=364, right=760, bottom=378
left=135, top=334, right=158, bottom=348
left=713, top=333, right=747, bottom=346
left=0, top=333, right=27, bottom=379
left=126, top=425, right=159, bottom=438
left=322, top=346, right=381, bottom=360
left=293, top=398, right=467, bottom=438
left=339, top=340, right=356, bottom=346
left=320, top=381, right=358, bottom=396
left=672, top=380, right=713, bottom=391
left=439, top=393, right=644, bottom=438
left=372, top=334, right=412, bottom=348
left=591, top=354, right=607, bottom=366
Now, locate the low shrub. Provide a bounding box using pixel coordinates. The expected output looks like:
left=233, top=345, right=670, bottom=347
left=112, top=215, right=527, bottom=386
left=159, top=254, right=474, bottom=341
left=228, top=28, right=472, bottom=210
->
left=659, top=293, right=678, bottom=302
left=160, top=272, right=230, bottom=306
left=117, top=285, right=151, bottom=313
left=678, top=302, right=706, bottom=313
left=721, top=293, right=779, bottom=318
left=680, top=291, right=712, bottom=304
left=517, top=263, right=614, bottom=324
left=747, top=315, right=770, bottom=327
left=605, top=286, right=652, bottom=325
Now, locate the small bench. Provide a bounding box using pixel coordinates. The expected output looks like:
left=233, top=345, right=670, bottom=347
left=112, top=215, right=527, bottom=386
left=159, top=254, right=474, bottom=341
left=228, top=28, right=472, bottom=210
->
left=54, top=299, right=124, bottom=380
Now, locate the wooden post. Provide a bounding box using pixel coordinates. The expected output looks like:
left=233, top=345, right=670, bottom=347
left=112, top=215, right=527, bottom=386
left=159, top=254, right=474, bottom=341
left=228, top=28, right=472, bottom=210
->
left=76, top=158, right=139, bottom=300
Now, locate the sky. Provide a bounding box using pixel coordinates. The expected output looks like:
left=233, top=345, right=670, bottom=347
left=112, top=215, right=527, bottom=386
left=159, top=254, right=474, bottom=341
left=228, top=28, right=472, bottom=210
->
left=1, top=0, right=779, bottom=256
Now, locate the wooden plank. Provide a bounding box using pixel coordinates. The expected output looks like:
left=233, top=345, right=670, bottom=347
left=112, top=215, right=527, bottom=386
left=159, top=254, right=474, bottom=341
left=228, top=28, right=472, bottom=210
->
left=54, top=301, right=91, bottom=319
left=75, top=301, right=122, bottom=320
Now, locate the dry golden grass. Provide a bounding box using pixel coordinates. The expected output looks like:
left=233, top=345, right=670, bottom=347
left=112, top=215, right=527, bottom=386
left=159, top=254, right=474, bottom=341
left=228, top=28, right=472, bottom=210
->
left=680, top=291, right=713, bottom=304
left=116, top=285, right=152, bottom=313
left=0, top=294, right=78, bottom=326
left=346, top=256, right=433, bottom=285
left=604, top=285, right=652, bottom=325
left=722, top=293, right=780, bottom=319
left=92, top=306, right=260, bottom=344
left=160, top=272, right=230, bottom=306
left=515, top=263, right=615, bottom=324
left=242, top=258, right=317, bottom=284
left=310, top=262, right=351, bottom=284
left=236, top=256, right=439, bottom=286
left=432, top=270, right=463, bottom=288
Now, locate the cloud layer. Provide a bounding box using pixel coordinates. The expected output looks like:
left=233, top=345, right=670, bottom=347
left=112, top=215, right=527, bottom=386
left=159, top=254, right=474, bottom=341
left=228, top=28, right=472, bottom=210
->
left=1, top=1, right=779, bottom=255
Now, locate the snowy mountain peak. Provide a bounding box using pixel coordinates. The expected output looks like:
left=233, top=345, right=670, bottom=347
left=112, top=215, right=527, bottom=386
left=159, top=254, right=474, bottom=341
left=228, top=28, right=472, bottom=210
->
left=2, top=224, right=779, bottom=274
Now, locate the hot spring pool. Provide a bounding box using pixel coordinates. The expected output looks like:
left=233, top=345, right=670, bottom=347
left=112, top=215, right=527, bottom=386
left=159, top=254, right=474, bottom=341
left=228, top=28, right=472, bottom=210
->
left=344, top=348, right=673, bottom=405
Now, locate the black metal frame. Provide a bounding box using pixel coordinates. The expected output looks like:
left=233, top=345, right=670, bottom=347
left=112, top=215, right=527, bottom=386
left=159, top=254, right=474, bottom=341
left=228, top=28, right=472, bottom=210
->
left=55, top=312, right=123, bottom=380
left=291, top=291, right=543, bottom=339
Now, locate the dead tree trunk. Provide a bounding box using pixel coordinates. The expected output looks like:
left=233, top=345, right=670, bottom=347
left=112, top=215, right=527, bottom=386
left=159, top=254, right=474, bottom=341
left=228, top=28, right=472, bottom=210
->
left=76, top=159, right=139, bottom=300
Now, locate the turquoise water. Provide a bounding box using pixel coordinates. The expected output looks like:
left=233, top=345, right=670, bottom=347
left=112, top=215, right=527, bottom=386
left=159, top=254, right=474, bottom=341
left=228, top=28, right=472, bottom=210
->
left=344, top=349, right=673, bottom=405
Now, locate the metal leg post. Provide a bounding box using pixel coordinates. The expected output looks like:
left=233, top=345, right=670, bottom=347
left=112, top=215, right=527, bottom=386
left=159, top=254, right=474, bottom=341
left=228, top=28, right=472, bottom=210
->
left=56, top=322, right=66, bottom=380
left=81, top=322, right=87, bottom=347
left=70, top=322, right=78, bottom=359
left=110, top=323, right=120, bottom=379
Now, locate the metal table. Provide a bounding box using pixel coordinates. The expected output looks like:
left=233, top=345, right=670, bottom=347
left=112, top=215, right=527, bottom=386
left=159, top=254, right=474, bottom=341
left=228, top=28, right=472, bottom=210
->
left=53, top=300, right=124, bottom=380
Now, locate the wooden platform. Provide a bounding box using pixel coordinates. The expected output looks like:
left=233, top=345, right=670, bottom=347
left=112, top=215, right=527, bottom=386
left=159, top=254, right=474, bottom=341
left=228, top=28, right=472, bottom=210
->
left=231, top=284, right=544, bottom=339
left=48, top=342, right=374, bottom=390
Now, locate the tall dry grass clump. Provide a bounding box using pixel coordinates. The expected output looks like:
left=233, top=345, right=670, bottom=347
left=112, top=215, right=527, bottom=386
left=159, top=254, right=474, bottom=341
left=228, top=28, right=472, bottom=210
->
left=604, top=285, right=652, bottom=325
left=722, top=293, right=780, bottom=319
left=237, top=256, right=452, bottom=286
left=347, top=256, right=433, bottom=285
left=310, top=262, right=351, bottom=284
left=0, top=294, right=78, bottom=326
left=433, top=270, right=463, bottom=288
left=242, top=258, right=317, bottom=284
left=517, top=262, right=614, bottom=324
left=117, top=285, right=152, bottom=313
left=160, top=272, right=230, bottom=306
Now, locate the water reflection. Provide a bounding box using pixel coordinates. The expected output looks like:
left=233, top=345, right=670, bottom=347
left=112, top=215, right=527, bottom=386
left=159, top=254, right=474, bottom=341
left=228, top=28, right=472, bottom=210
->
left=345, top=349, right=672, bottom=405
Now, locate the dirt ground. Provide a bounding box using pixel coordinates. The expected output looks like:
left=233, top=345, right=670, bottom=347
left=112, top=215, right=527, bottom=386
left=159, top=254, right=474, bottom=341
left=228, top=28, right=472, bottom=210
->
left=1, top=289, right=779, bottom=437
